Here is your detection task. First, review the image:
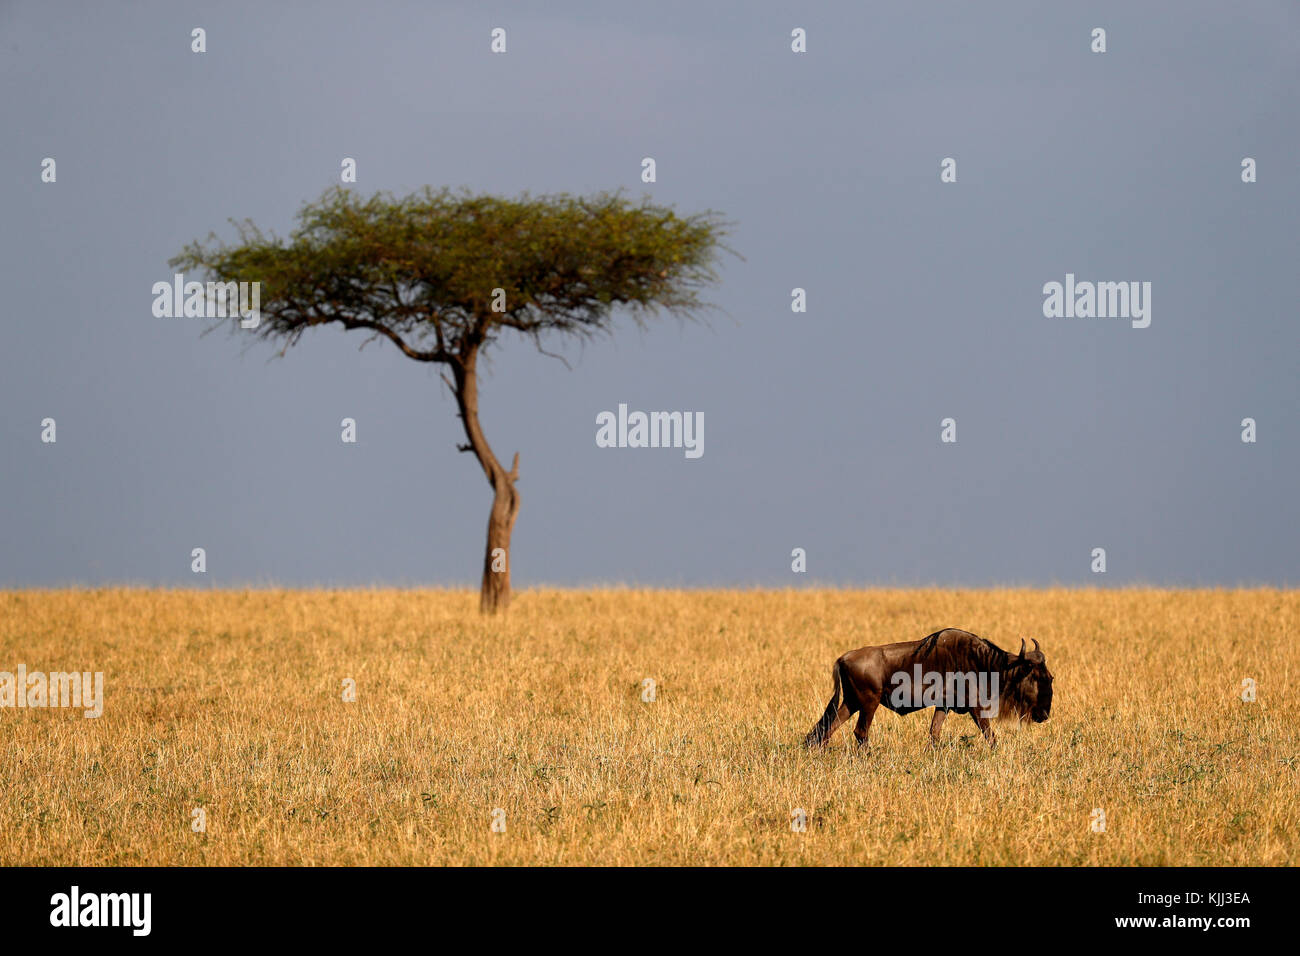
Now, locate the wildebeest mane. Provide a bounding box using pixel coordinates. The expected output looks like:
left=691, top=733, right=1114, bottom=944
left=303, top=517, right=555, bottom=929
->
left=916, top=629, right=1011, bottom=671
left=916, top=629, right=1035, bottom=720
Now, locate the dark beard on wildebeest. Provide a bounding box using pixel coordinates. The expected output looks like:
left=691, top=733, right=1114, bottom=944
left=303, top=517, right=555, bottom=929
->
left=803, top=628, right=1053, bottom=750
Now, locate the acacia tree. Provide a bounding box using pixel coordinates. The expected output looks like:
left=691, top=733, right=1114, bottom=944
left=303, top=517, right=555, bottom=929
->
left=173, top=186, right=727, bottom=613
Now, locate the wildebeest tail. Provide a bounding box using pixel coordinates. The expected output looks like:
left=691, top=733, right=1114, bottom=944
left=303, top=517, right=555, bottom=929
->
left=804, top=659, right=844, bottom=747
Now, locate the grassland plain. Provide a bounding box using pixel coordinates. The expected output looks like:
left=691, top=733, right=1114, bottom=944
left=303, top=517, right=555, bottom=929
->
left=0, top=588, right=1295, bottom=866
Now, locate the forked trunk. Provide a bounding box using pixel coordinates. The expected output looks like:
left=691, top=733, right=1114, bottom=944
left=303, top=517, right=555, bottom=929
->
left=452, top=344, right=521, bottom=615
left=480, top=470, right=520, bottom=613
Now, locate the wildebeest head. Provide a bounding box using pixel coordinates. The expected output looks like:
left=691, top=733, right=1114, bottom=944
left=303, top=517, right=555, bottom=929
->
left=1004, top=638, right=1053, bottom=723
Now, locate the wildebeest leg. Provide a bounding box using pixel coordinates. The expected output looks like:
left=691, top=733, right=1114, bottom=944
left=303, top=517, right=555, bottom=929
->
left=929, top=708, right=946, bottom=746
left=813, top=702, right=853, bottom=746
left=805, top=661, right=858, bottom=747
left=970, top=712, right=997, bottom=749
left=853, top=699, right=879, bottom=749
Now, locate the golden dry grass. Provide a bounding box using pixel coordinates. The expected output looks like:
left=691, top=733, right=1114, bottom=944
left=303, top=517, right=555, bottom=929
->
left=0, top=588, right=1296, bottom=866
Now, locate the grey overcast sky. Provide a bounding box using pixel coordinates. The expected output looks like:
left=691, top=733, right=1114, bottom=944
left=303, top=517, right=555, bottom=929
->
left=1, top=0, right=1296, bottom=588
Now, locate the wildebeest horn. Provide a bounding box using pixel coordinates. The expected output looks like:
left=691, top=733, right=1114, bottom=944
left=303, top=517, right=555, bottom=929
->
left=1032, top=639, right=1042, bottom=655
left=1018, top=639, right=1026, bottom=658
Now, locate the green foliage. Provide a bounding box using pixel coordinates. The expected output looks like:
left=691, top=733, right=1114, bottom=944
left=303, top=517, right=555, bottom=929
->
left=171, top=186, right=730, bottom=361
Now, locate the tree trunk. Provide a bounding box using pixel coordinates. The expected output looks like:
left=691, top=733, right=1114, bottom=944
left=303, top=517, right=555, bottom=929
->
left=480, top=465, right=520, bottom=614
left=452, top=345, right=520, bottom=615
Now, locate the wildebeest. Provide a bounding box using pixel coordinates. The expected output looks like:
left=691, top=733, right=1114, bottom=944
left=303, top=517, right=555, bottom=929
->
left=804, top=628, right=1052, bottom=749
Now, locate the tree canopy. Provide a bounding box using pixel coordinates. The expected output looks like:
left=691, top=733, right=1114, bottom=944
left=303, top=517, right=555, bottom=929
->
left=171, top=185, right=729, bottom=362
